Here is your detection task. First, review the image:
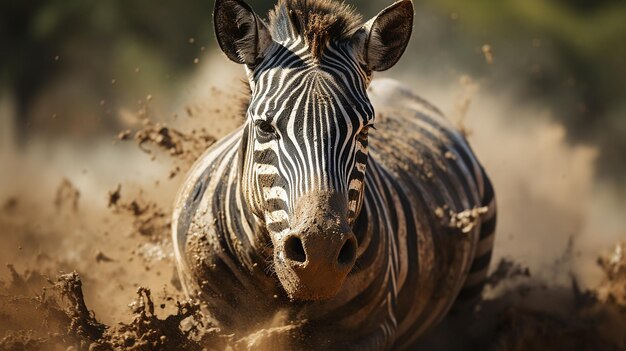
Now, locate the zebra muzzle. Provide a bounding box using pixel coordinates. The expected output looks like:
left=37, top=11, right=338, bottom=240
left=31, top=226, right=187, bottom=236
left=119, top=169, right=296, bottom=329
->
left=274, top=190, right=358, bottom=301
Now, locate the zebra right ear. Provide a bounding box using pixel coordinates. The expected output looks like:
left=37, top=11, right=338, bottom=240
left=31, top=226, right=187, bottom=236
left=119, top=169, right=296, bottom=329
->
left=214, top=0, right=273, bottom=66
left=357, top=0, right=414, bottom=72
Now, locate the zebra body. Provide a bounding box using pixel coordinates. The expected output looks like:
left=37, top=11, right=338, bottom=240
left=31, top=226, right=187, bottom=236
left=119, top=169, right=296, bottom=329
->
left=173, top=1, right=496, bottom=349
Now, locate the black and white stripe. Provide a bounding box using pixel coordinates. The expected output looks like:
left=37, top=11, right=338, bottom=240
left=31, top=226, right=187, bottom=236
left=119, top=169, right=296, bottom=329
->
left=172, top=1, right=496, bottom=349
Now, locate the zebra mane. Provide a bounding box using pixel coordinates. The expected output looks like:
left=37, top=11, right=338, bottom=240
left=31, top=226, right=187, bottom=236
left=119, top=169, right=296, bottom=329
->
left=268, top=0, right=363, bottom=58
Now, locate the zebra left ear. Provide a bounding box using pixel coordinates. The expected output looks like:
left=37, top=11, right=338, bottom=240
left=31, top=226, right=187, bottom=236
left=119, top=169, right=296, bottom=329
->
left=214, top=0, right=273, bottom=66
left=357, top=0, right=414, bottom=72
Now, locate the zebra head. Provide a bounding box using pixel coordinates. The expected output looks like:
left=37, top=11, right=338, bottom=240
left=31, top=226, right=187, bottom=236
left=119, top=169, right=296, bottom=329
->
left=214, top=0, right=413, bottom=301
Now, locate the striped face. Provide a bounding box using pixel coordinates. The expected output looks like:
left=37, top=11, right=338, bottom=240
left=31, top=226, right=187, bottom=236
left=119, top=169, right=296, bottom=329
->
left=214, top=0, right=414, bottom=300
left=241, top=39, right=373, bottom=231
left=237, top=40, right=373, bottom=299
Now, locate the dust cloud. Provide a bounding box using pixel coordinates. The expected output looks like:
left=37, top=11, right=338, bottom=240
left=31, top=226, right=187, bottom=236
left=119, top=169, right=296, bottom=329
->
left=1, top=53, right=625, bottom=349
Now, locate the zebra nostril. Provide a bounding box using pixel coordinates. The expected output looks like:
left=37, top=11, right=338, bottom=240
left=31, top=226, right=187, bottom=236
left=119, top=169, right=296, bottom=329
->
left=337, top=237, right=357, bottom=266
left=284, top=236, right=306, bottom=263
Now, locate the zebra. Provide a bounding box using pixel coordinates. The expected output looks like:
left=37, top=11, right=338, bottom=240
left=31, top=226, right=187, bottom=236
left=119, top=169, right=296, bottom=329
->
left=172, top=0, right=497, bottom=349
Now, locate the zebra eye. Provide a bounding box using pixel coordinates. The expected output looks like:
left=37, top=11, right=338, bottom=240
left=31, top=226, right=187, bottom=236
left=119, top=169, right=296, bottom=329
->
left=255, top=120, right=278, bottom=138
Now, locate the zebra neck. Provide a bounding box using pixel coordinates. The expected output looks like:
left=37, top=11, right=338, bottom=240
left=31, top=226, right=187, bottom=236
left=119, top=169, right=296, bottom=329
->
left=349, top=156, right=394, bottom=290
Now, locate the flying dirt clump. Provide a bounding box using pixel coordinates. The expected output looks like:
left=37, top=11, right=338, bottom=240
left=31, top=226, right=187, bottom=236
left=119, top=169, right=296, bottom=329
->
left=597, top=243, right=626, bottom=314
left=485, top=258, right=531, bottom=288
left=415, top=250, right=626, bottom=351
left=55, top=272, right=108, bottom=346
left=95, top=288, right=215, bottom=351
left=435, top=205, right=488, bottom=234
left=118, top=118, right=216, bottom=178
left=108, top=185, right=170, bottom=240
left=0, top=270, right=107, bottom=350
left=0, top=267, right=218, bottom=351
left=482, top=245, right=626, bottom=351
left=54, top=178, right=80, bottom=212
left=2, top=197, right=18, bottom=214
left=0, top=266, right=304, bottom=351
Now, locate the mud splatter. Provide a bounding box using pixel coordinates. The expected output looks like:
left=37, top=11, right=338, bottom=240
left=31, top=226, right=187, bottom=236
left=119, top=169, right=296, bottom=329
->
left=435, top=206, right=488, bottom=234
left=122, top=118, right=216, bottom=167
left=108, top=186, right=170, bottom=240
left=1, top=66, right=625, bottom=350
left=0, top=268, right=215, bottom=351
left=486, top=259, right=532, bottom=288
left=597, top=243, right=626, bottom=314
left=95, top=251, right=115, bottom=263
left=108, top=184, right=122, bottom=208
left=54, top=178, right=80, bottom=212
left=97, top=288, right=208, bottom=351
left=415, top=251, right=626, bottom=351
left=2, top=197, right=18, bottom=214
left=4, top=250, right=626, bottom=351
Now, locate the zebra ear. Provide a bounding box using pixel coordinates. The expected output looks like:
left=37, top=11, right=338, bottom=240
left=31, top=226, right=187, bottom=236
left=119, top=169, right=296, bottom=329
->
left=214, top=0, right=273, bottom=66
left=359, top=0, right=414, bottom=72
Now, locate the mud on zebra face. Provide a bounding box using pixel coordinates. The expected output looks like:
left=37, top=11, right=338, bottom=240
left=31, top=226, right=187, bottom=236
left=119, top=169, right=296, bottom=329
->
left=242, top=44, right=374, bottom=300
left=214, top=0, right=414, bottom=300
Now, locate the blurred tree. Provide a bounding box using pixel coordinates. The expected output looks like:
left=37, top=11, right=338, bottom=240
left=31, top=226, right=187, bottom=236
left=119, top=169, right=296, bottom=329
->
left=0, top=0, right=216, bottom=140
left=419, top=0, right=626, bottom=182
left=1, top=0, right=624, bottom=182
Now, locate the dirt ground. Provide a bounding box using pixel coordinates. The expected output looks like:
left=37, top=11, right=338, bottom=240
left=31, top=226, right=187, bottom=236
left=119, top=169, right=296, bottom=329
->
left=1, top=61, right=625, bottom=350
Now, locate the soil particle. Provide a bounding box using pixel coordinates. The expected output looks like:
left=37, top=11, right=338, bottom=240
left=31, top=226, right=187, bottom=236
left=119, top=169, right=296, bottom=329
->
left=1, top=269, right=107, bottom=350
left=486, top=259, right=532, bottom=288
left=0, top=331, right=48, bottom=351
left=54, top=178, right=80, bottom=212
left=129, top=119, right=215, bottom=165
left=130, top=202, right=168, bottom=238
left=435, top=206, right=488, bottom=234
left=95, top=251, right=115, bottom=263
left=108, top=188, right=170, bottom=240
left=135, top=123, right=184, bottom=157
left=98, top=288, right=208, bottom=351
left=597, top=243, right=626, bottom=313
left=482, top=44, right=494, bottom=65
left=0, top=268, right=217, bottom=351
left=230, top=324, right=302, bottom=351
left=444, top=151, right=457, bottom=160
left=116, top=117, right=216, bottom=181
left=108, top=184, right=122, bottom=208
left=4, top=264, right=48, bottom=296
left=117, top=130, right=132, bottom=141
left=2, top=197, right=18, bottom=214
left=55, top=272, right=108, bottom=344
left=185, top=106, right=194, bottom=117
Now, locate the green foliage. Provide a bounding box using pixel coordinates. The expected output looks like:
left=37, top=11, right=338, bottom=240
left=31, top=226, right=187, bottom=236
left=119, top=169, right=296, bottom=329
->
left=0, top=0, right=624, bottom=180
left=418, top=0, right=626, bottom=180
left=0, top=0, right=213, bottom=128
